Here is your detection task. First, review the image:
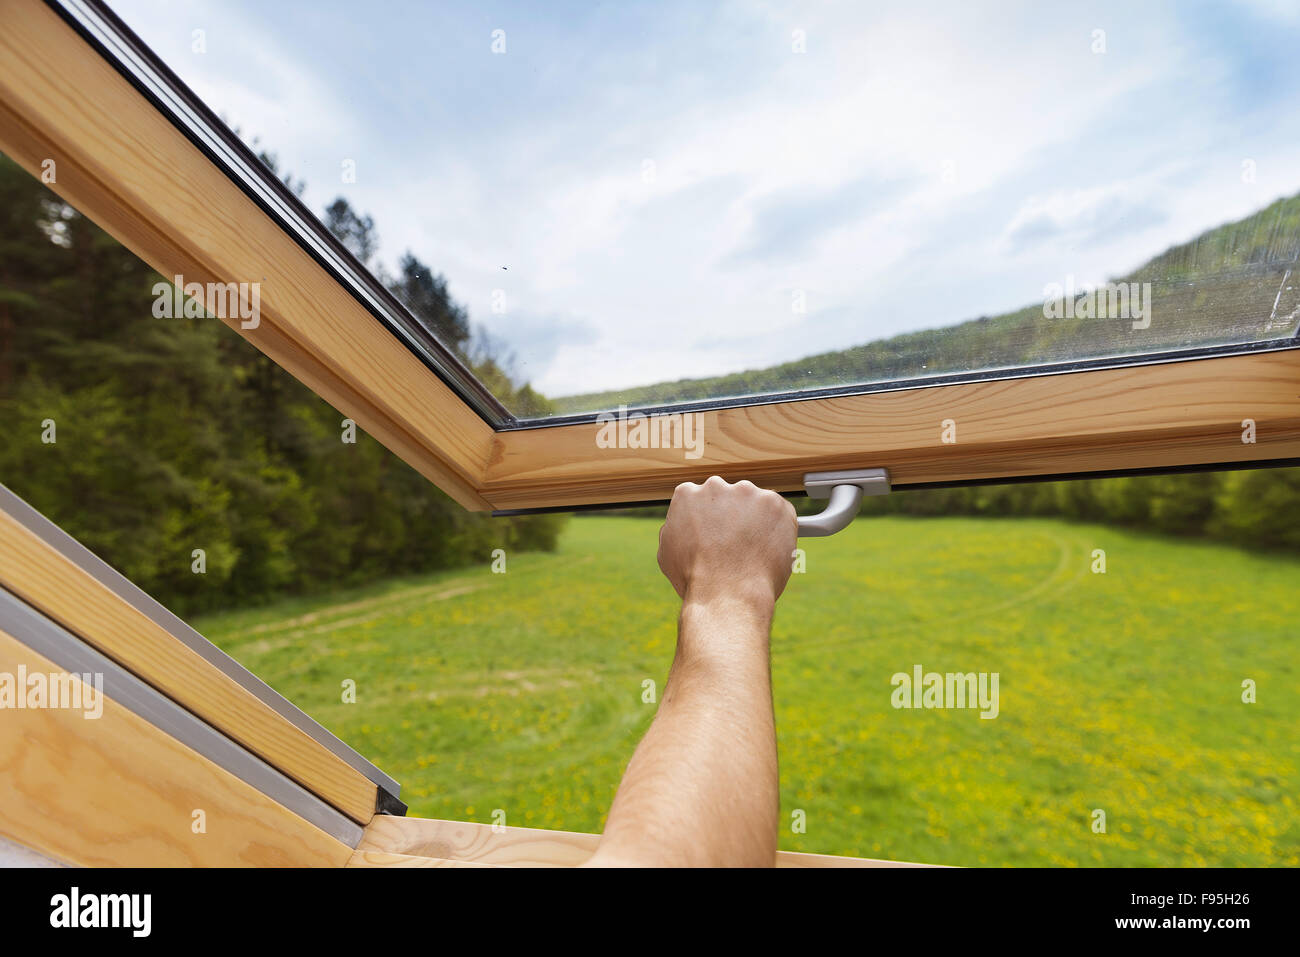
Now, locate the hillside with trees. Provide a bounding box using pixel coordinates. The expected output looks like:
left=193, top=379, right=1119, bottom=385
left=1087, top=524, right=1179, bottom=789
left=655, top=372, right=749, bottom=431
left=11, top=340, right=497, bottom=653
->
left=553, top=192, right=1300, bottom=413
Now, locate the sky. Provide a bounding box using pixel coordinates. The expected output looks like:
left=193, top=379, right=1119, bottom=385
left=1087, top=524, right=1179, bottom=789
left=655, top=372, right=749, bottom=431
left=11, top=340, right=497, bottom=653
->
left=107, top=0, right=1300, bottom=398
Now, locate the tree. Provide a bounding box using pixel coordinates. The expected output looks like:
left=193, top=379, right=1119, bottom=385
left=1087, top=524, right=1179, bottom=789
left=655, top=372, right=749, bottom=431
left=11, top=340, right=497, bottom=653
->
left=323, top=197, right=377, bottom=266
left=388, top=252, right=470, bottom=355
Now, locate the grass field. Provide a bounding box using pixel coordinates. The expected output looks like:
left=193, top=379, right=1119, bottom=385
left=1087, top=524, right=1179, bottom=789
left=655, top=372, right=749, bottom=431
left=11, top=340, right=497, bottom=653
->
left=195, top=515, right=1299, bottom=866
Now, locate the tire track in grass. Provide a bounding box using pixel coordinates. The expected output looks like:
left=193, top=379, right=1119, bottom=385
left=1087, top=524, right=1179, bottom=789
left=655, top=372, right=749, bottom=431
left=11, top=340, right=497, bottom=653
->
left=231, top=584, right=484, bottom=658
left=218, top=579, right=486, bottom=644
left=773, top=528, right=1085, bottom=661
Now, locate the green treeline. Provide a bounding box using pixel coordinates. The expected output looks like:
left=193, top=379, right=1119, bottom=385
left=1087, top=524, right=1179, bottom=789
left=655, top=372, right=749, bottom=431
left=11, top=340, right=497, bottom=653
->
left=849, top=469, right=1300, bottom=552
left=0, top=153, right=564, bottom=615
left=612, top=467, right=1300, bottom=553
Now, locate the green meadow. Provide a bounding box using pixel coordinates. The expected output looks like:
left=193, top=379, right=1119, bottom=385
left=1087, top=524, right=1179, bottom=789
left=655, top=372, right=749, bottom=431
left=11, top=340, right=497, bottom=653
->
left=195, top=516, right=1299, bottom=867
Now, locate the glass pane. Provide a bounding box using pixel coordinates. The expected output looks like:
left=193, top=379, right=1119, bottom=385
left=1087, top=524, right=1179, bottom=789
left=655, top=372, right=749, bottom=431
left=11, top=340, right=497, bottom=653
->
left=104, top=1, right=1300, bottom=419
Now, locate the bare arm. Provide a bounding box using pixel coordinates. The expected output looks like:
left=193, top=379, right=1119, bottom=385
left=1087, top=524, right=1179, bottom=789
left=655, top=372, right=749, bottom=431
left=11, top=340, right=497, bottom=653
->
left=583, top=476, right=797, bottom=867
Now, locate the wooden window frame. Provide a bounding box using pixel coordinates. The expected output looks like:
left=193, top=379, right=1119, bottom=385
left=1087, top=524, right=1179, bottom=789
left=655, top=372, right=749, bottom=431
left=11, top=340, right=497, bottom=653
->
left=481, top=347, right=1300, bottom=509
left=2, top=0, right=1299, bottom=517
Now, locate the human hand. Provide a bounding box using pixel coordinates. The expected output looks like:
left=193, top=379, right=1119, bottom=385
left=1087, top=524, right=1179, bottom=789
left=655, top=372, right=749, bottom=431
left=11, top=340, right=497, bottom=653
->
left=656, top=476, right=798, bottom=610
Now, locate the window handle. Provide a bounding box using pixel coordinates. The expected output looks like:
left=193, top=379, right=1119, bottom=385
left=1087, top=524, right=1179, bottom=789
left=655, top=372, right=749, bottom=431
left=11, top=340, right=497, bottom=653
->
left=796, top=469, right=891, bottom=537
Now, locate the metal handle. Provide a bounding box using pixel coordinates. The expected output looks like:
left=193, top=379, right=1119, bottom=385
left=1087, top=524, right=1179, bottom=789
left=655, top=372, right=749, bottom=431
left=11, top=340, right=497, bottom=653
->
left=796, top=468, right=890, bottom=538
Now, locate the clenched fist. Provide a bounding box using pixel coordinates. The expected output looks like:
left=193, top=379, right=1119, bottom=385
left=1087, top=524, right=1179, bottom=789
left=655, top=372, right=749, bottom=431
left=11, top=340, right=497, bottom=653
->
left=656, top=475, right=798, bottom=609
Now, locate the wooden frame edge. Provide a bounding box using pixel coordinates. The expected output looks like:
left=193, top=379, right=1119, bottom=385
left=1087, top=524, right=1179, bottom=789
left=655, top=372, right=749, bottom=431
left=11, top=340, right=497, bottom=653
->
left=481, top=348, right=1300, bottom=509
left=354, top=815, right=932, bottom=868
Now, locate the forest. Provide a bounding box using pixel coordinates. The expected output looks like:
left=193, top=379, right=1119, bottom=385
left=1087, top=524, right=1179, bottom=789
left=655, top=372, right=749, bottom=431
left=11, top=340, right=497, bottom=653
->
left=0, top=151, right=563, bottom=614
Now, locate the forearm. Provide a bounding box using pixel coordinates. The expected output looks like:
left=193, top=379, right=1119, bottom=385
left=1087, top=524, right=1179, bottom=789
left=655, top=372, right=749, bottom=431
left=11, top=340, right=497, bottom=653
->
left=586, top=594, right=779, bottom=867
